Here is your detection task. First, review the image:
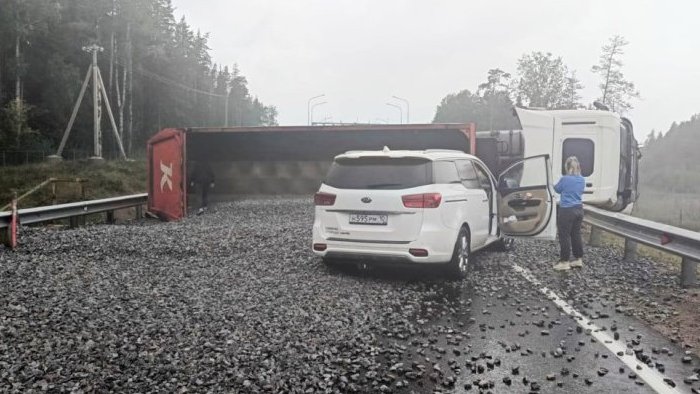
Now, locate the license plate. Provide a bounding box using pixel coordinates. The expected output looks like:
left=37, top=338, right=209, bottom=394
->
left=349, top=214, right=388, bottom=225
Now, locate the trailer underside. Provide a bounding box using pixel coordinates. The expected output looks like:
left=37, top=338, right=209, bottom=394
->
left=184, top=124, right=476, bottom=202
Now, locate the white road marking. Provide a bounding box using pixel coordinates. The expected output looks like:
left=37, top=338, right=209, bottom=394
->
left=512, top=263, right=685, bottom=394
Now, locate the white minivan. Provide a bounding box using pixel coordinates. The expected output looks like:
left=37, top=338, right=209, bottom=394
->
left=311, top=147, right=557, bottom=279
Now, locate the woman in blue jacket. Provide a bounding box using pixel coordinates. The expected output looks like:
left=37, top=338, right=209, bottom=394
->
left=553, top=156, right=585, bottom=271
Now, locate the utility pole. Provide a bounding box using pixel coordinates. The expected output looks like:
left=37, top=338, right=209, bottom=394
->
left=90, top=45, right=102, bottom=159
left=15, top=3, right=22, bottom=149
left=49, top=45, right=127, bottom=162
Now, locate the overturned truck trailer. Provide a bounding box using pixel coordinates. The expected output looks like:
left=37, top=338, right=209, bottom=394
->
left=147, top=124, right=476, bottom=220
left=147, top=108, right=639, bottom=221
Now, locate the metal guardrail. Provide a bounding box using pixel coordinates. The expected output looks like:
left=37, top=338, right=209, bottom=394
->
left=584, top=205, right=699, bottom=288
left=0, top=177, right=88, bottom=211
left=0, top=194, right=147, bottom=247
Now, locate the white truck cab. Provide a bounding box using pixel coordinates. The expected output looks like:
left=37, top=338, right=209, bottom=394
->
left=477, top=108, right=639, bottom=212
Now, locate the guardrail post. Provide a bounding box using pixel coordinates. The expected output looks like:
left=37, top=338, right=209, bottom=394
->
left=2, top=195, right=19, bottom=249
left=10, top=196, right=17, bottom=249
left=51, top=182, right=57, bottom=205
left=589, top=226, right=603, bottom=247
left=106, top=210, right=115, bottom=224
left=624, top=239, right=638, bottom=260
left=681, top=258, right=698, bottom=288
left=0, top=228, right=8, bottom=247
left=69, top=216, right=78, bottom=229
left=135, top=205, right=143, bottom=219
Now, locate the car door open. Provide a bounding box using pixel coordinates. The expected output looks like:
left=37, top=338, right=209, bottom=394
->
left=497, top=154, right=556, bottom=240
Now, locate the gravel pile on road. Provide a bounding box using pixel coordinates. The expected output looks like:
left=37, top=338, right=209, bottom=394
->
left=0, top=197, right=463, bottom=392
left=0, top=196, right=697, bottom=393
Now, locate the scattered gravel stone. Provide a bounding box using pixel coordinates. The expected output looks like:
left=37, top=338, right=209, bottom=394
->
left=1, top=198, right=698, bottom=393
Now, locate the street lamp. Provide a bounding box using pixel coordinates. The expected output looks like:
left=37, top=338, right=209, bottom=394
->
left=386, top=103, right=403, bottom=124
left=307, top=94, right=325, bottom=125
left=391, top=95, right=410, bottom=124
left=310, top=101, right=327, bottom=125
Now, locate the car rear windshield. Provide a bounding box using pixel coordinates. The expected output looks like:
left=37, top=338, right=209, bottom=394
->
left=324, top=157, right=431, bottom=190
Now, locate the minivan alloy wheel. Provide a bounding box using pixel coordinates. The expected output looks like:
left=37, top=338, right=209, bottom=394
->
left=458, top=233, right=469, bottom=273
left=448, top=227, right=470, bottom=279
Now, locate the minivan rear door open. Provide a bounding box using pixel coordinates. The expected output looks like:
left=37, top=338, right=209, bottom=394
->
left=496, top=154, right=556, bottom=240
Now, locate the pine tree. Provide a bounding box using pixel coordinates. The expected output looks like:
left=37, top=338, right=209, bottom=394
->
left=591, top=35, right=640, bottom=113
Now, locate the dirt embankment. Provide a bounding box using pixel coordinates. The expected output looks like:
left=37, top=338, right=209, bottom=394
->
left=0, top=160, right=146, bottom=209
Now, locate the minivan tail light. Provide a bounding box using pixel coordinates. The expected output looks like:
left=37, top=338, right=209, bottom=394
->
left=409, top=248, right=429, bottom=257
left=314, top=192, right=336, bottom=206
left=402, top=193, right=442, bottom=208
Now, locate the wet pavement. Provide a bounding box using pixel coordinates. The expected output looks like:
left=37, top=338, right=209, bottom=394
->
left=353, top=255, right=696, bottom=393
left=0, top=196, right=698, bottom=393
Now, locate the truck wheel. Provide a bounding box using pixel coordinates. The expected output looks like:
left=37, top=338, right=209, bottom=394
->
left=447, top=227, right=471, bottom=280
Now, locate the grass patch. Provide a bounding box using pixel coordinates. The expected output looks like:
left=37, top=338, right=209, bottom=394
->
left=634, top=190, right=700, bottom=231
left=0, top=160, right=147, bottom=210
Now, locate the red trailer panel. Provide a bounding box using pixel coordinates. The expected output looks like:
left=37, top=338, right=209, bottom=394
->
left=147, top=123, right=476, bottom=221
left=147, top=128, right=186, bottom=221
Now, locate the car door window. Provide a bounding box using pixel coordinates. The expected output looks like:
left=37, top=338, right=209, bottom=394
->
left=473, top=162, right=493, bottom=196
left=455, top=160, right=480, bottom=189
left=497, top=155, right=554, bottom=237
left=432, top=161, right=461, bottom=184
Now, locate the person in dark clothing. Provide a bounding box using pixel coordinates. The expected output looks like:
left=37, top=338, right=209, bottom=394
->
left=553, top=156, right=585, bottom=271
left=190, top=161, right=215, bottom=214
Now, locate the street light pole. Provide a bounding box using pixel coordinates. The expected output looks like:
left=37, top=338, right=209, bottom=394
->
left=386, top=103, right=403, bottom=124
left=307, top=94, right=325, bottom=125
left=392, top=95, right=410, bottom=124
left=310, top=101, right=327, bottom=125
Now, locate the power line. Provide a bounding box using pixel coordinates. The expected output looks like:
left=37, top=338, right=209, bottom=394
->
left=135, top=66, right=226, bottom=98
left=114, top=58, right=226, bottom=98
left=32, top=33, right=227, bottom=99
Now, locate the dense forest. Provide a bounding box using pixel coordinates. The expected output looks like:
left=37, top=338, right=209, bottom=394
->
left=0, top=0, right=277, bottom=158
left=640, top=115, right=700, bottom=193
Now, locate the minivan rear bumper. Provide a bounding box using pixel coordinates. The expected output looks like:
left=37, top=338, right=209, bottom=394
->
left=312, top=224, right=455, bottom=264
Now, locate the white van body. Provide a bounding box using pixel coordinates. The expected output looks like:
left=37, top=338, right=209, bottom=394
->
left=312, top=148, right=557, bottom=278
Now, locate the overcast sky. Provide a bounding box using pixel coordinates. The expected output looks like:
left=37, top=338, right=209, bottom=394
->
left=173, top=0, right=699, bottom=139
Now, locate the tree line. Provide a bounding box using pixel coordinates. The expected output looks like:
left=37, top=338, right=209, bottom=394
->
left=633, top=114, right=700, bottom=230
left=433, top=35, right=640, bottom=129
left=0, top=0, right=277, bottom=157
left=641, top=115, right=700, bottom=194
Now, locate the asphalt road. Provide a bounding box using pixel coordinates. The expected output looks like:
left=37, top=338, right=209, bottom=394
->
left=0, top=197, right=697, bottom=393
